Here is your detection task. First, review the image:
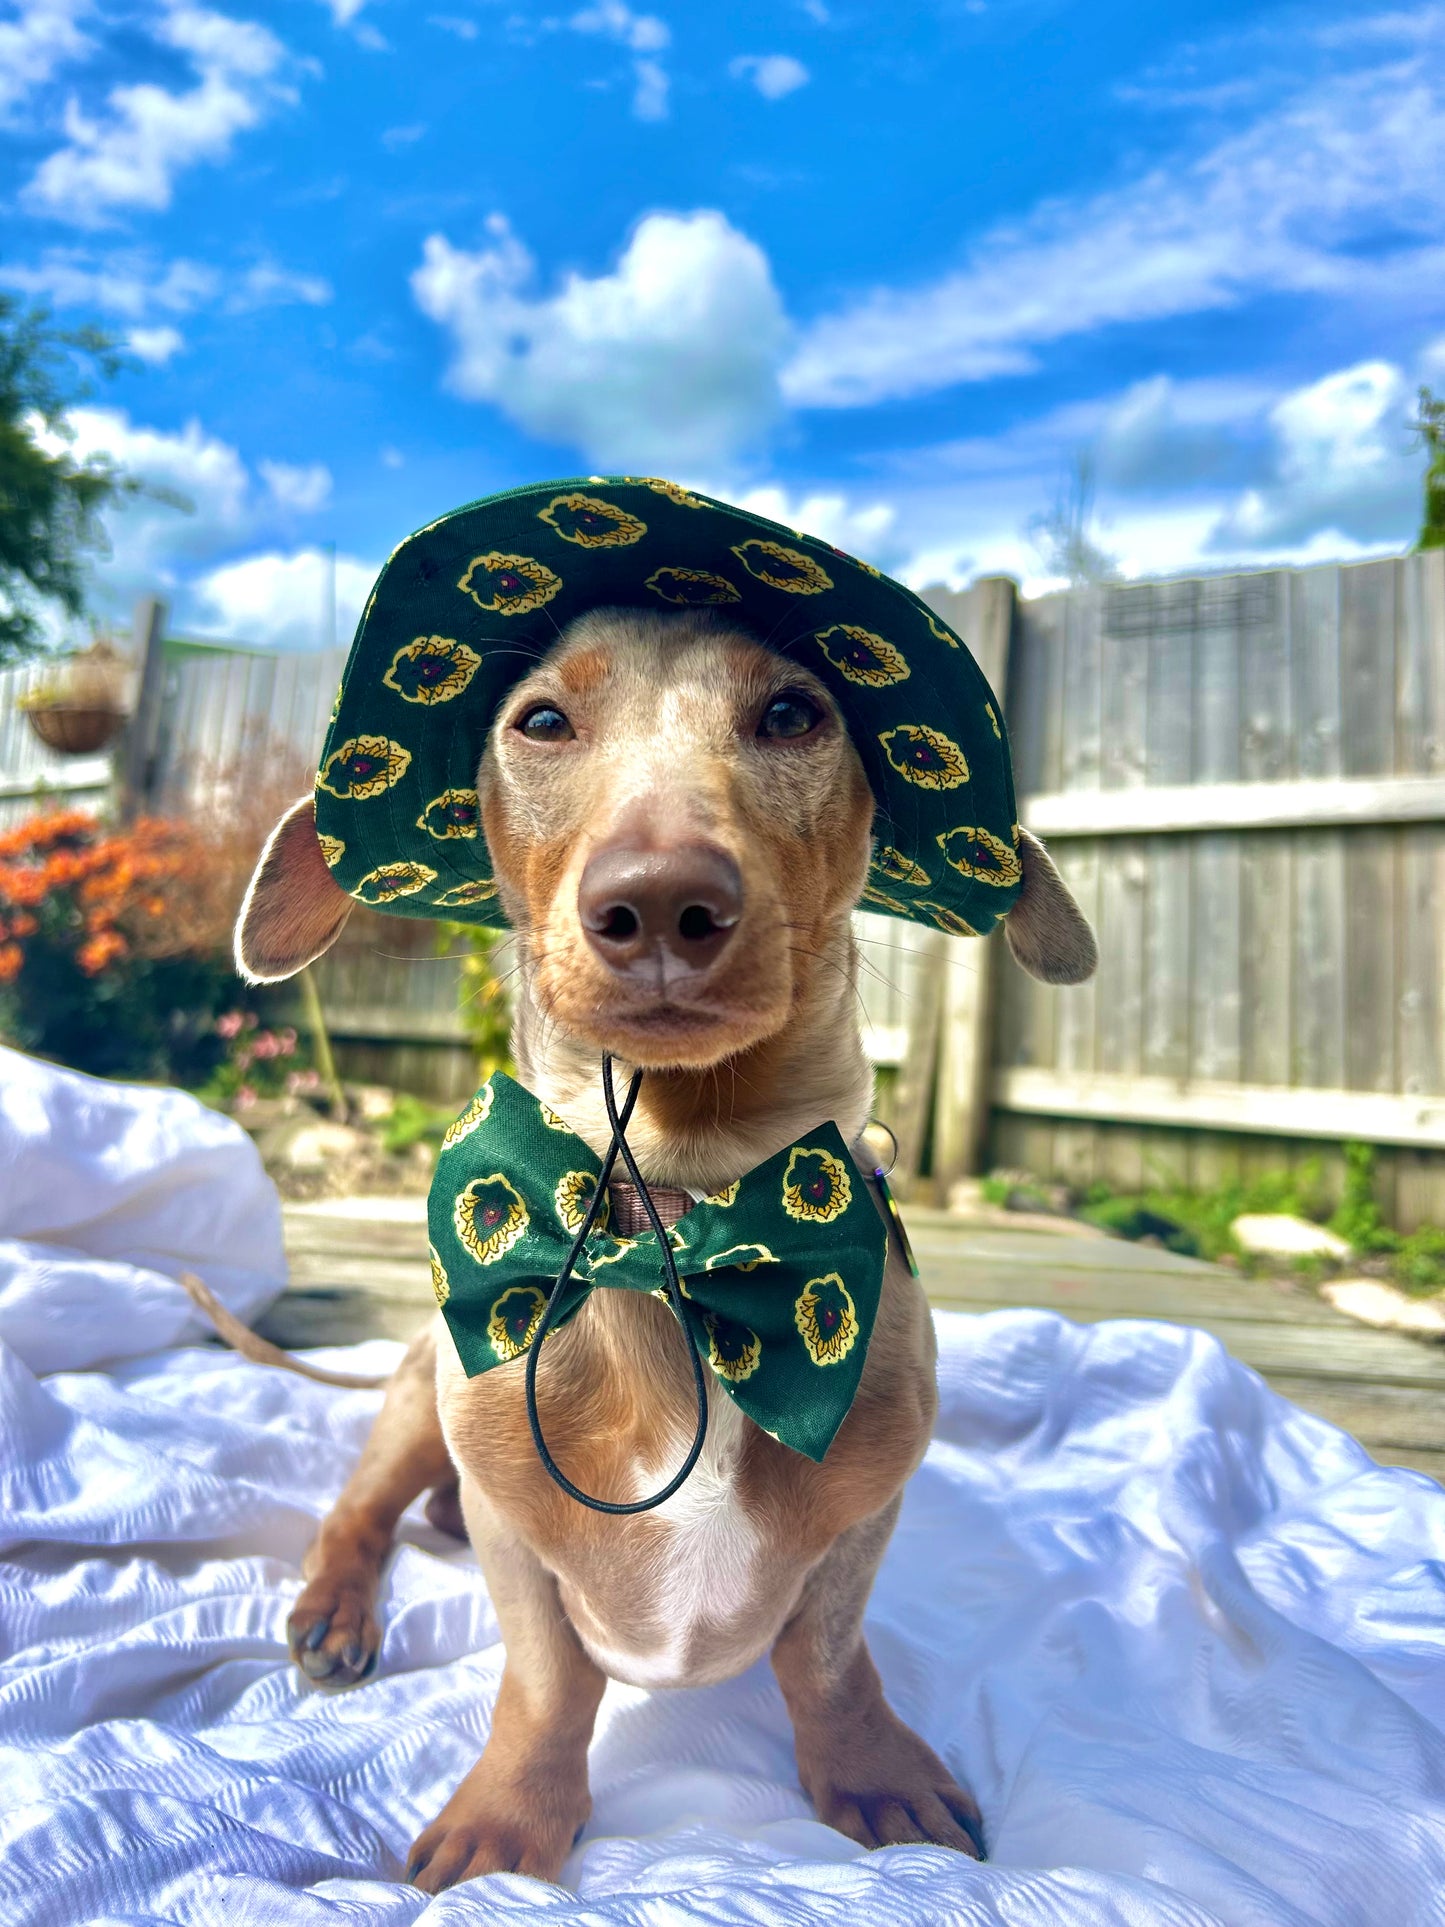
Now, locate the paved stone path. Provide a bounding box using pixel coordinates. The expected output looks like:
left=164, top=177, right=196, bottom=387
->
left=265, top=1200, right=1445, bottom=1483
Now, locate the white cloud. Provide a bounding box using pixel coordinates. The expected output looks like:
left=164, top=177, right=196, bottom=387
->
left=192, top=547, right=375, bottom=649
left=429, top=14, right=478, bottom=38
left=0, top=0, right=93, bottom=122
left=382, top=122, right=426, bottom=150
left=0, top=248, right=219, bottom=317
left=568, top=1, right=670, bottom=120
left=260, top=459, right=332, bottom=512
left=380, top=444, right=405, bottom=468
left=783, top=52, right=1445, bottom=407
left=729, top=54, right=810, bottom=101
left=631, top=57, right=668, bottom=120
left=569, top=1, right=668, bottom=53
left=127, top=323, right=184, bottom=363
left=229, top=258, right=332, bottom=310
left=733, top=485, right=900, bottom=569
left=411, top=209, right=789, bottom=469
left=323, top=0, right=368, bottom=22
left=23, top=3, right=292, bottom=225
left=1210, top=359, right=1418, bottom=549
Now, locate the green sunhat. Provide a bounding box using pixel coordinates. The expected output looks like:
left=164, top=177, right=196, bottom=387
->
left=313, top=477, right=1022, bottom=939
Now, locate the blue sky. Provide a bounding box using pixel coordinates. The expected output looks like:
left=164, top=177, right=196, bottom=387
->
left=3, top=0, right=1443, bottom=648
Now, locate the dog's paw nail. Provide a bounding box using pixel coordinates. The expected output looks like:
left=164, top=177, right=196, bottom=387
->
left=304, top=1619, right=329, bottom=1651
left=342, top=1639, right=364, bottom=1671
left=299, top=1648, right=334, bottom=1680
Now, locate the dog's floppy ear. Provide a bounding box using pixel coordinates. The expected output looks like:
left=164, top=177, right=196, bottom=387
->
left=1003, top=826, right=1097, bottom=984
left=235, top=796, right=353, bottom=984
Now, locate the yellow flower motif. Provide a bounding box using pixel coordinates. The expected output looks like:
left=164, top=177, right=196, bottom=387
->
left=703, top=1243, right=775, bottom=1273
left=730, top=538, right=833, bottom=594
left=985, top=702, right=1001, bottom=738
left=457, top=552, right=562, bottom=614
left=435, top=878, right=498, bottom=908
left=918, top=900, right=979, bottom=937
left=860, top=885, right=910, bottom=916
left=540, top=1103, right=571, bottom=1131
left=634, top=477, right=706, bottom=507
left=538, top=492, right=647, bottom=547
left=812, top=624, right=910, bottom=688
left=316, top=735, right=411, bottom=800
left=702, top=1181, right=740, bottom=1206
left=329, top=680, right=343, bottom=722
left=794, top=1272, right=859, bottom=1366
left=555, top=1169, right=608, bottom=1234
left=352, top=861, right=437, bottom=905
left=871, top=845, right=930, bottom=887
left=645, top=566, right=741, bottom=606
left=455, top=1174, right=529, bottom=1266
left=487, top=1284, right=547, bottom=1362
left=588, top=1234, right=641, bottom=1269
left=936, top=824, right=1023, bottom=888
left=441, top=1081, right=494, bottom=1150
left=705, top=1313, right=762, bottom=1383
left=383, top=636, right=482, bottom=705
left=418, top=788, right=480, bottom=840
left=879, top=724, right=970, bottom=790
left=782, top=1145, right=852, bottom=1223
left=925, top=614, right=960, bottom=648
left=316, top=834, right=345, bottom=868
left=1012, top=821, right=1021, bottom=845
left=429, top=1243, right=450, bottom=1308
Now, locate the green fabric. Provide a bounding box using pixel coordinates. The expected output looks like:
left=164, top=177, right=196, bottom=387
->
left=427, top=1070, right=888, bottom=1462
left=314, top=476, right=1022, bottom=938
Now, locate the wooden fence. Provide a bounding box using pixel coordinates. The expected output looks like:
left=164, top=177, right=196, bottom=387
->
left=962, top=552, right=1445, bottom=1228
left=4, top=555, right=1444, bottom=1225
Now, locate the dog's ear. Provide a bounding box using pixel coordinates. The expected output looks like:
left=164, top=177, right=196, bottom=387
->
left=1003, top=826, right=1098, bottom=984
left=235, top=796, right=353, bottom=984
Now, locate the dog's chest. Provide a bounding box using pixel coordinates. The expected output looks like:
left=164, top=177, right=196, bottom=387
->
left=570, top=1389, right=773, bottom=1688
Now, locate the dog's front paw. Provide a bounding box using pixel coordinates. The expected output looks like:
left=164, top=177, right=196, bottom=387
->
left=287, top=1565, right=381, bottom=1689
left=797, top=1706, right=985, bottom=1860
left=405, top=1760, right=590, bottom=1891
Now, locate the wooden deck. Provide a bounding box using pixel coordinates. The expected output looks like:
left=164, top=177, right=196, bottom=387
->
left=266, top=1200, right=1445, bottom=1483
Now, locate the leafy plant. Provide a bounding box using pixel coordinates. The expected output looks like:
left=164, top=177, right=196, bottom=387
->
left=1328, top=1141, right=1398, bottom=1253
left=381, top=1092, right=457, bottom=1156
left=0, top=297, right=187, bottom=665
left=437, top=919, right=512, bottom=1080
left=1412, top=385, right=1445, bottom=552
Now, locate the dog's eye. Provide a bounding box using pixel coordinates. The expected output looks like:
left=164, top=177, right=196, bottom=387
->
left=759, top=691, right=823, bottom=740
left=516, top=705, right=575, bottom=742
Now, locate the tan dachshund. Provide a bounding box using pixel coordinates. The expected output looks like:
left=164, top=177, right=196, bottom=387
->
left=234, top=605, right=1096, bottom=1892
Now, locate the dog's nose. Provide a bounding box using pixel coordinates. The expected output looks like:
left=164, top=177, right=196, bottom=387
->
left=579, top=843, right=743, bottom=974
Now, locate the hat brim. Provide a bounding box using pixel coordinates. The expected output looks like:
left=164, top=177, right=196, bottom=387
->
left=313, top=478, right=1022, bottom=937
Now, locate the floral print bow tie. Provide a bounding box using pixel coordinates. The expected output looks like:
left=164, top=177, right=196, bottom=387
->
left=426, top=1070, right=888, bottom=1462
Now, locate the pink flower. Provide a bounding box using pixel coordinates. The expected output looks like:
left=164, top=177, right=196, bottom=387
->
left=252, top=1032, right=280, bottom=1060
left=279, top=1027, right=298, bottom=1056
left=285, top=1067, right=321, bottom=1095
left=236, top=1085, right=257, bottom=1110
left=216, top=1011, right=244, bottom=1039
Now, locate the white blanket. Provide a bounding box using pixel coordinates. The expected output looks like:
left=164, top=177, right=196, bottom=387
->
left=3, top=1055, right=1445, bottom=1926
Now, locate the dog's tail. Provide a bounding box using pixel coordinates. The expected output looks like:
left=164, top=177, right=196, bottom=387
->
left=178, top=1271, right=391, bottom=1390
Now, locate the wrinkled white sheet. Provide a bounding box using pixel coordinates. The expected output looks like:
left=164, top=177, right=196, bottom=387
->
left=0, top=1044, right=285, bottom=1374
left=3, top=1059, right=1445, bottom=1925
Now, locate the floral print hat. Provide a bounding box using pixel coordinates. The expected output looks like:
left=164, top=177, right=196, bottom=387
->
left=314, top=477, right=1023, bottom=940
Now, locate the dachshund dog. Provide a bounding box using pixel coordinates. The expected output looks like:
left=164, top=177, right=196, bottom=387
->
left=234, top=605, right=1095, bottom=1891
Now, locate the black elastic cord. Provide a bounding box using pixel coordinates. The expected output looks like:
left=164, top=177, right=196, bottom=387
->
left=522, top=1054, right=711, bottom=1514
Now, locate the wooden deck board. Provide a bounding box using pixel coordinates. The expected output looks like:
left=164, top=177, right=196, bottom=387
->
left=269, top=1202, right=1445, bottom=1481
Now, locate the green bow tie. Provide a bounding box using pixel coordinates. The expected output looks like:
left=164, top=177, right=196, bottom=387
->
left=426, top=1070, right=887, bottom=1462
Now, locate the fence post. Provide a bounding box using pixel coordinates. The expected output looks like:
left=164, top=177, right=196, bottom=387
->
left=114, top=595, right=168, bottom=822
left=927, top=575, right=1018, bottom=1201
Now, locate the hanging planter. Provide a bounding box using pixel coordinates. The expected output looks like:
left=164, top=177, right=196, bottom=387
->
left=20, top=639, right=132, bottom=755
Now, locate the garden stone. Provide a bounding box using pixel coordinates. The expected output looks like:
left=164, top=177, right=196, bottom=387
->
left=1232, top=1213, right=1351, bottom=1260
left=1323, top=1279, right=1445, bottom=1338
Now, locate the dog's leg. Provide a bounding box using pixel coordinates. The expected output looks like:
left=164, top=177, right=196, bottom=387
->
left=288, top=1320, right=453, bottom=1688
left=772, top=1497, right=984, bottom=1859
left=406, top=1475, right=607, bottom=1892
